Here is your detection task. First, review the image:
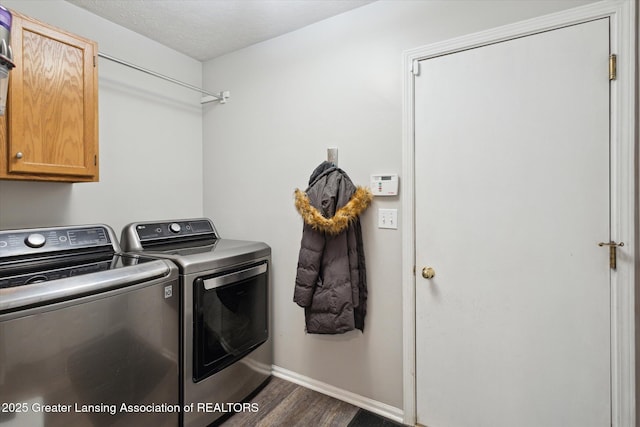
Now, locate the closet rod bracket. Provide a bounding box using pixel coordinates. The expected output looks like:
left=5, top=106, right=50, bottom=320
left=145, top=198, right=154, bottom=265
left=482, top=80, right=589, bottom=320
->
left=201, top=91, right=230, bottom=104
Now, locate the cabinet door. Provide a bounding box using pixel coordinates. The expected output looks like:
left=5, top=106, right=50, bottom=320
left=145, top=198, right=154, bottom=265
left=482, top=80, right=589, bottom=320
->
left=7, top=14, right=98, bottom=180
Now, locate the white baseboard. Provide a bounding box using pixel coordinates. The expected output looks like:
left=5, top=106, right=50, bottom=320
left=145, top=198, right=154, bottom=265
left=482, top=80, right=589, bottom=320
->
left=271, top=365, right=405, bottom=425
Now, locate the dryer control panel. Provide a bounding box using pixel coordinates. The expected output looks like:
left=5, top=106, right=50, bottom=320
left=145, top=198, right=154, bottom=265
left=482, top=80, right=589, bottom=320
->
left=134, top=219, right=217, bottom=242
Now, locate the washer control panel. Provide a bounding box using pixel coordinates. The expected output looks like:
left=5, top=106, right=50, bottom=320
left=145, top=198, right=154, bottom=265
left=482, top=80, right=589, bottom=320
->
left=0, top=226, right=112, bottom=258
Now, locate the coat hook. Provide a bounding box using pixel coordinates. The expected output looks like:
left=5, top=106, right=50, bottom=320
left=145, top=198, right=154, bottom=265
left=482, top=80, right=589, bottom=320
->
left=327, top=147, right=338, bottom=166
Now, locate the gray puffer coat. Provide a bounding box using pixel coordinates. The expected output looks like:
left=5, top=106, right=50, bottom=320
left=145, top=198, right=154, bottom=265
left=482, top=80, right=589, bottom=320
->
left=293, top=162, right=372, bottom=334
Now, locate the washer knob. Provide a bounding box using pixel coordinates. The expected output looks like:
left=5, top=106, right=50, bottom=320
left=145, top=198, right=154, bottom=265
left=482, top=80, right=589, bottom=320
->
left=169, top=223, right=181, bottom=233
left=25, top=233, right=46, bottom=248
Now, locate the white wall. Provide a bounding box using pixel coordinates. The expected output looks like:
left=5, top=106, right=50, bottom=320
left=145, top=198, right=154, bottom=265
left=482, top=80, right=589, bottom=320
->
left=202, top=0, right=596, bottom=412
left=0, top=0, right=204, bottom=235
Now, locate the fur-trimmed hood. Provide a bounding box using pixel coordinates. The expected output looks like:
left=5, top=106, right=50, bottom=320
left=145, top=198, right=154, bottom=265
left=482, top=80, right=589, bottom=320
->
left=294, top=186, right=372, bottom=235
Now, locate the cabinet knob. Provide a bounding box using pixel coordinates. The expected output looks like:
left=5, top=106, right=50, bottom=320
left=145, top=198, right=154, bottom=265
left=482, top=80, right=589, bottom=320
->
left=15, top=152, right=23, bottom=159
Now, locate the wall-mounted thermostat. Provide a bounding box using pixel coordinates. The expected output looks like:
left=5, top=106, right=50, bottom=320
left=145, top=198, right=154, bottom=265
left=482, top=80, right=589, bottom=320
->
left=370, top=174, right=398, bottom=196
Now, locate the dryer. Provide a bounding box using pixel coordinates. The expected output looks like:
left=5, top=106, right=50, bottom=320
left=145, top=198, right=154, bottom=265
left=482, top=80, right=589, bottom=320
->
left=120, top=218, right=272, bottom=427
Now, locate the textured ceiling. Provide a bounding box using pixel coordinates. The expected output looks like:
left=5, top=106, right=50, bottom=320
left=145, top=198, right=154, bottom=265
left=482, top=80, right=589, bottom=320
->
left=65, top=0, right=375, bottom=61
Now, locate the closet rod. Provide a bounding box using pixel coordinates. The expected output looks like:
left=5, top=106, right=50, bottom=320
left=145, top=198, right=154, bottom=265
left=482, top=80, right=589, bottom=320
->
left=98, top=52, right=229, bottom=104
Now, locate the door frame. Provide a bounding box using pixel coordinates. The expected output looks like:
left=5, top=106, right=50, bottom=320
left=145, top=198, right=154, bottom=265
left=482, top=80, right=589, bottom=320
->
left=401, top=1, right=636, bottom=425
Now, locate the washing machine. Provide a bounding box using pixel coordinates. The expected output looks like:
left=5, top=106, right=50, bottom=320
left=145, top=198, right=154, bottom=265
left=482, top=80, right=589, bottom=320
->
left=120, top=218, right=272, bottom=427
left=0, top=224, right=180, bottom=427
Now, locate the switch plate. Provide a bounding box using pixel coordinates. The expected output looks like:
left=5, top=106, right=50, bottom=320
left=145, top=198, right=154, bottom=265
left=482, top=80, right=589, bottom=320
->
left=378, top=208, right=398, bottom=229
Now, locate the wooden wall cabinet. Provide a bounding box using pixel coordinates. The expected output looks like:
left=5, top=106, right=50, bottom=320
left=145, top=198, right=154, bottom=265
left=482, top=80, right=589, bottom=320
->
left=0, top=11, right=98, bottom=182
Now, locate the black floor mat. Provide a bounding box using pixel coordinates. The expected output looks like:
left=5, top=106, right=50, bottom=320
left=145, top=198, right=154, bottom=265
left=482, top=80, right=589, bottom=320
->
left=347, top=409, right=404, bottom=427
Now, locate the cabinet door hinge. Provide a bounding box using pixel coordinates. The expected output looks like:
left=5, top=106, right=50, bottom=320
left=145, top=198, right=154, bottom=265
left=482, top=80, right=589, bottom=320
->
left=94, top=155, right=97, bottom=166
left=93, top=55, right=97, bottom=67
left=609, top=54, right=617, bottom=81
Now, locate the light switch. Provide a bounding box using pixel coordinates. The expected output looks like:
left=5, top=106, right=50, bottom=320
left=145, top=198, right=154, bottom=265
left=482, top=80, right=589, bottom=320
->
left=378, top=208, right=398, bottom=229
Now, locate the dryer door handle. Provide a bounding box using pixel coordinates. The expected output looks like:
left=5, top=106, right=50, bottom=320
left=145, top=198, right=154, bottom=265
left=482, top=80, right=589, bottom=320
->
left=203, top=262, right=267, bottom=290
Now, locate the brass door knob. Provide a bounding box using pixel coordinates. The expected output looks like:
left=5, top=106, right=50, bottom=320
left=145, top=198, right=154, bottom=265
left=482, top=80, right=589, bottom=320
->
left=422, top=267, right=435, bottom=279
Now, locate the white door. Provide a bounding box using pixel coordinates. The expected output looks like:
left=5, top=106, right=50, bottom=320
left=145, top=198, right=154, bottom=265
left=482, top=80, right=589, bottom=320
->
left=415, top=19, right=611, bottom=427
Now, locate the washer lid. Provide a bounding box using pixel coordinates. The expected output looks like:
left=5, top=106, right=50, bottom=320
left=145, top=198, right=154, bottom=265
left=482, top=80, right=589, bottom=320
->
left=0, top=254, right=176, bottom=314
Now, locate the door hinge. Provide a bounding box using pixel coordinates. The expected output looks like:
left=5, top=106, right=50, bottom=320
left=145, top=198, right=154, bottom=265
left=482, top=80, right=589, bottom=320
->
left=411, top=60, right=420, bottom=76
left=94, top=155, right=97, bottom=166
left=93, top=55, right=97, bottom=67
left=609, top=54, right=617, bottom=81
left=598, top=241, right=624, bottom=269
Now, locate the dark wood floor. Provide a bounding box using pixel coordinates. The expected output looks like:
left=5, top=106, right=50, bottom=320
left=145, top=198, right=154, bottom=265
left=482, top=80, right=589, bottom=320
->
left=216, top=376, right=361, bottom=426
